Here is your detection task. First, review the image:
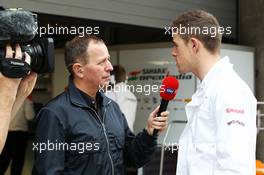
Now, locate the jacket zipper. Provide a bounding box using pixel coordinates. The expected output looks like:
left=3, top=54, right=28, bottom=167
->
left=87, top=101, right=115, bottom=175
left=102, top=100, right=114, bottom=175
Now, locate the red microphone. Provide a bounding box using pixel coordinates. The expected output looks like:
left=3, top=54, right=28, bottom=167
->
left=154, top=76, right=179, bottom=136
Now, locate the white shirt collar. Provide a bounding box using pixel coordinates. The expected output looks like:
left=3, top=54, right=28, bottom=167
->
left=199, top=56, right=233, bottom=91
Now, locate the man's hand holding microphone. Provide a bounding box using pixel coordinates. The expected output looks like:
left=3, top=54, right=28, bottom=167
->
left=146, top=76, right=179, bottom=136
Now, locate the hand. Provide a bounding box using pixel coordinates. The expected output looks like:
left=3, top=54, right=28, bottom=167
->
left=0, top=44, right=37, bottom=99
left=16, top=72, right=37, bottom=99
left=0, top=44, right=37, bottom=153
left=0, top=44, right=24, bottom=97
left=146, top=106, right=169, bottom=136
left=9, top=45, right=37, bottom=118
left=0, top=44, right=37, bottom=113
left=11, top=73, right=37, bottom=120
left=14, top=45, right=37, bottom=98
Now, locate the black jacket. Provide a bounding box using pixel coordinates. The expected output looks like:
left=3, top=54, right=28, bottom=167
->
left=32, top=80, right=157, bottom=175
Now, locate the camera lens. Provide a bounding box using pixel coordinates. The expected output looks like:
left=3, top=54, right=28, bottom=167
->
left=21, top=38, right=54, bottom=73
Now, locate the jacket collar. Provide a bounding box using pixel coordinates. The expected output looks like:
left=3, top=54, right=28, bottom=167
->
left=67, top=77, right=111, bottom=108
left=187, top=56, right=232, bottom=108
left=199, top=56, right=233, bottom=92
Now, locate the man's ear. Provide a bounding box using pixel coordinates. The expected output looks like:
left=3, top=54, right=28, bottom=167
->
left=190, top=37, right=200, bottom=54
left=72, top=63, right=84, bottom=78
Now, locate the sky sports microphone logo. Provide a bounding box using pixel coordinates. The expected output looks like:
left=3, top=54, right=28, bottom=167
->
left=155, top=85, right=176, bottom=94
left=165, top=88, right=175, bottom=94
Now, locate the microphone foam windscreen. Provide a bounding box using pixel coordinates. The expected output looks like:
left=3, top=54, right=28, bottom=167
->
left=0, top=9, right=37, bottom=41
left=160, top=76, right=179, bottom=101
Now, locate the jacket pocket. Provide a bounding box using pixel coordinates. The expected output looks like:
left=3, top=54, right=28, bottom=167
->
left=107, top=134, right=124, bottom=169
left=65, top=140, right=102, bottom=169
left=113, top=137, right=125, bottom=172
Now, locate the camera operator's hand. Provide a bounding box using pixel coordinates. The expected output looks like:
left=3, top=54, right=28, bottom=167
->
left=0, top=44, right=37, bottom=153
left=0, top=44, right=37, bottom=104
left=7, top=44, right=37, bottom=118
left=0, top=45, right=23, bottom=98
left=14, top=48, right=37, bottom=100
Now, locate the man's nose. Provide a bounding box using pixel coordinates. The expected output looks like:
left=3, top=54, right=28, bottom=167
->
left=105, top=60, right=113, bottom=72
left=171, top=48, right=177, bottom=57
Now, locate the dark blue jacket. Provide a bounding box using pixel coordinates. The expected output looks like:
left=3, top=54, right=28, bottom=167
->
left=32, top=80, right=157, bottom=175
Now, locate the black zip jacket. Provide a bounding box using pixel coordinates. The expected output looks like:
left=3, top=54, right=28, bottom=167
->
left=32, top=80, right=157, bottom=175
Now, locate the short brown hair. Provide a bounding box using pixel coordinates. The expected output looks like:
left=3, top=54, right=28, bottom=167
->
left=112, top=65, right=126, bottom=83
left=64, top=35, right=104, bottom=74
left=172, top=10, right=221, bottom=54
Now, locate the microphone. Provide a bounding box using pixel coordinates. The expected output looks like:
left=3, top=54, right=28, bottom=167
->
left=153, top=76, right=179, bottom=136
left=0, top=8, right=37, bottom=45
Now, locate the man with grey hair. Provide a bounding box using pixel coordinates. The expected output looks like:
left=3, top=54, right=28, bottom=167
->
left=33, top=35, right=169, bottom=175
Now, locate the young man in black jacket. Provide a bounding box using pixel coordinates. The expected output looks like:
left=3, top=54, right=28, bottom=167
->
left=33, top=35, right=169, bottom=175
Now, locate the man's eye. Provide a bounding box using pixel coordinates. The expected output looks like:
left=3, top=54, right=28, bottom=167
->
left=98, top=60, right=106, bottom=65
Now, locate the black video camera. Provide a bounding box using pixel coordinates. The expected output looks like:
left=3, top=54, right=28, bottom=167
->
left=0, top=7, right=54, bottom=78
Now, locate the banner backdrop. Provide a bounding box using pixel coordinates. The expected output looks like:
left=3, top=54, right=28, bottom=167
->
left=118, top=45, right=254, bottom=144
